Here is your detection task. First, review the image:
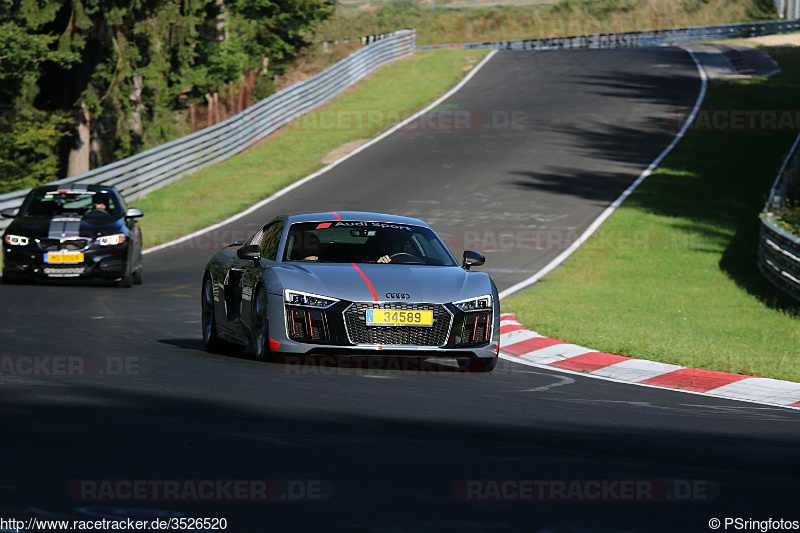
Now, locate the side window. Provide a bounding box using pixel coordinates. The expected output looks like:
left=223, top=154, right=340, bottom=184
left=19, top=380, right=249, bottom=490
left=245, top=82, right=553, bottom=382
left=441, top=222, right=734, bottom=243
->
left=260, top=222, right=284, bottom=260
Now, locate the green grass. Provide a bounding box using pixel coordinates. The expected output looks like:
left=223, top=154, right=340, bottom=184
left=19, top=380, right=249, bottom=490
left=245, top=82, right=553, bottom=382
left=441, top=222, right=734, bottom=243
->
left=134, top=49, right=489, bottom=249
left=319, top=0, right=777, bottom=46
left=503, top=48, right=800, bottom=382
left=774, top=177, right=800, bottom=234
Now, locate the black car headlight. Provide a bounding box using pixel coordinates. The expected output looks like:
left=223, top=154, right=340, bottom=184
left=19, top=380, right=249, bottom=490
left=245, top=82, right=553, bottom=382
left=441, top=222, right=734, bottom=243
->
left=453, top=295, right=492, bottom=312
left=96, top=234, right=126, bottom=246
left=4, top=234, right=30, bottom=246
left=284, top=289, right=339, bottom=309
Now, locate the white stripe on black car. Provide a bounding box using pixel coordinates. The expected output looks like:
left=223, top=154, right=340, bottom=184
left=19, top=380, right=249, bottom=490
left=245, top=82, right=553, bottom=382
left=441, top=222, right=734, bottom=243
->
left=47, top=217, right=82, bottom=239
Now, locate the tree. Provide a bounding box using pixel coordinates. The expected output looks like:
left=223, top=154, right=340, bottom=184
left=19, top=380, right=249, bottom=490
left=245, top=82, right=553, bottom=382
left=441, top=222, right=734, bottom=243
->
left=0, top=8, right=79, bottom=192
left=0, top=0, right=334, bottom=191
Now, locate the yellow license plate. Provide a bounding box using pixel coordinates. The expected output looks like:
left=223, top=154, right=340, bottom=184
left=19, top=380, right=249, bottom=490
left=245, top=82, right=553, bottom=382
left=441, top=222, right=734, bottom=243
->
left=366, top=309, right=433, bottom=327
left=45, top=252, right=84, bottom=264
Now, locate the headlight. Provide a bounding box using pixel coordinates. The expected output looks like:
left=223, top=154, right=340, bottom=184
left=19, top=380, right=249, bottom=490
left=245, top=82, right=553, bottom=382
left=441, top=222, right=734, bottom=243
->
left=453, top=295, right=492, bottom=312
left=4, top=234, right=29, bottom=246
left=284, top=289, right=339, bottom=308
left=97, top=234, right=126, bottom=246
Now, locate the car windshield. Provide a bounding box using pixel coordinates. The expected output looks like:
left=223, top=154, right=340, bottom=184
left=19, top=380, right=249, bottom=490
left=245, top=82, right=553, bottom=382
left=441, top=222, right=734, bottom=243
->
left=283, top=221, right=458, bottom=266
left=19, top=189, right=121, bottom=220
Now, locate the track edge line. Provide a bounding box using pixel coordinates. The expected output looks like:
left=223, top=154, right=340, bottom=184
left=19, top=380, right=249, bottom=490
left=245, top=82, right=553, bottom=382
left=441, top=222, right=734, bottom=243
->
left=498, top=48, right=709, bottom=299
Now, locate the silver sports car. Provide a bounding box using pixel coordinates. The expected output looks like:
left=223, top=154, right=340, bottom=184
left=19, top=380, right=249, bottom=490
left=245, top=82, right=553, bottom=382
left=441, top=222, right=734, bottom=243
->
left=201, top=212, right=500, bottom=372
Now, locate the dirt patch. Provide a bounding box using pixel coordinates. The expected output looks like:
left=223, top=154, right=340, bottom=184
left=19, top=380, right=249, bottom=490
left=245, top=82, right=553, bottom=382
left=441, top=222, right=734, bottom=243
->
left=462, top=54, right=481, bottom=71
left=749, top=32, right=800, bottom=47
left=321, top=139, right=371, bottom=165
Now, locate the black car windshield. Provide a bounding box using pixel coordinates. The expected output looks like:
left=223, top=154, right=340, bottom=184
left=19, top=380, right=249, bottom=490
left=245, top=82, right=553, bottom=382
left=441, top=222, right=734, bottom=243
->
left=19, top=189, right=121, bottom=220
left=283, top=221, right=458, bottom=266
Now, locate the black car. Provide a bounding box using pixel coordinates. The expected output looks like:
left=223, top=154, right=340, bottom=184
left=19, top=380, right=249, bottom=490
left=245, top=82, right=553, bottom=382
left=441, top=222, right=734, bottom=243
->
left=1, top=184, right=144, bottom=287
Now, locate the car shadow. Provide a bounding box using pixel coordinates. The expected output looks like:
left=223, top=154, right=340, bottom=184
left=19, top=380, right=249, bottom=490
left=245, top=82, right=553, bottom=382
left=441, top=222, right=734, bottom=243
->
left=158, top=337, right=476, bottom=374
left=269, top=353, right=471, bottom=375
left=0, top=275, right=120, bottom=288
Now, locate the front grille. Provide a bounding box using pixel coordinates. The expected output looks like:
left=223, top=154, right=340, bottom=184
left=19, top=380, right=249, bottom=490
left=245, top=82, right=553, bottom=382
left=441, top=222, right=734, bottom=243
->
left=344, top=302, right=452, bottom=346
left=37, top=238, right=91, bottom=251
left=43, top=267, right=85, bottom=276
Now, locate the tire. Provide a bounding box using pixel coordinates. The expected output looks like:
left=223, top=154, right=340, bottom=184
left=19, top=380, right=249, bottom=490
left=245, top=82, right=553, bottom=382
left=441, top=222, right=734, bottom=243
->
left=132, top=257, right=143, bottom=284
left=467, top=357, right=498, bottom=373
left=133, top=230, right=143, bottom=285
left=252, top=286, right=274, bottom=362
left=202, top=274, right=244, bottom=355
left=202, top=275, right=226, bottom=353
left=117, top=262, right=133, bottom=288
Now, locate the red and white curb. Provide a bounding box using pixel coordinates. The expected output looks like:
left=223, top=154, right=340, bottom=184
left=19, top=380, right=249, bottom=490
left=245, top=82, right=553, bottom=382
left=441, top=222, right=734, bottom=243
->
left=717, top=44, right=758, bottom=77
left=498, top=314, right=800, bottom=410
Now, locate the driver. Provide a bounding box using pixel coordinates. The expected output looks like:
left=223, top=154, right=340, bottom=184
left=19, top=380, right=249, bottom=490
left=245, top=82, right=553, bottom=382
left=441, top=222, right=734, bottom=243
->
left=375, top=229, right=410, bottom=264
left=86, top=193, right=110, bottom=217
left=301, top=232, right=322, bottom=261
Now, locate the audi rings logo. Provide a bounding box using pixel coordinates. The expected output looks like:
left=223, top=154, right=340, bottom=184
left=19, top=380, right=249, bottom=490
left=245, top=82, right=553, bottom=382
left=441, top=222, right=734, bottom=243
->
left=385, top=293, right=410, bottom=300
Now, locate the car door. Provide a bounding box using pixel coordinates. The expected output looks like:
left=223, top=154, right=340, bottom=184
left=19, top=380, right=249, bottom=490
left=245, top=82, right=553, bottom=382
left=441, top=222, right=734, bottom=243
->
left=239, top=220, right=283, bottom=340
left=214, top=227, right=264, bottom=342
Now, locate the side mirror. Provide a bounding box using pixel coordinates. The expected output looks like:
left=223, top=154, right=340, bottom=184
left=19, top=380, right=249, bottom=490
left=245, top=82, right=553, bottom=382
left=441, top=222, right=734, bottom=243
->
left=462, top=250, right=485, bottom=271
left=237, top=244, right=261, bottom=266
left=1, top=208, right=19, bottom=219
left=125, top=207, right=144, bottom=218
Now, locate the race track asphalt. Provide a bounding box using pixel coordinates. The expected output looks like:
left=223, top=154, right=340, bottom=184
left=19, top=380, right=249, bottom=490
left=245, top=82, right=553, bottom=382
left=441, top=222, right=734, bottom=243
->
left=1, top=48, right=798, bottom=532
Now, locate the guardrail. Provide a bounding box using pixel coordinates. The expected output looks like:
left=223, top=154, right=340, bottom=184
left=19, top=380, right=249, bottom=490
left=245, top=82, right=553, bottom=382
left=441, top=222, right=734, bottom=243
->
left=776, top=0, right=800, bottom=20
left=419, top=19, right=800, bottom=51
left=0, top=29, right=416, bottom=231
left=758, top=135, right=800, bottom=302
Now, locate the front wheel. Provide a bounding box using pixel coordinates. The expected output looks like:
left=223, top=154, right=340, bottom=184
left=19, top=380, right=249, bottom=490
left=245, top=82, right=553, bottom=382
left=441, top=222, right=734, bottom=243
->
left=202, top=275, right=226, bottom=353
left=117, top=261, right=133, bottom=288
left=132, top=256, right=143, bottom=284
left=252, top=286, right=274, bottom=362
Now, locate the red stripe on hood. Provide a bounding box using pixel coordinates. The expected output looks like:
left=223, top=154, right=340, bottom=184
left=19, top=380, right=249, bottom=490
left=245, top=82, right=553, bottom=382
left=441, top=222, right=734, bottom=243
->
left=350, top=263, right=379, bottom=302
